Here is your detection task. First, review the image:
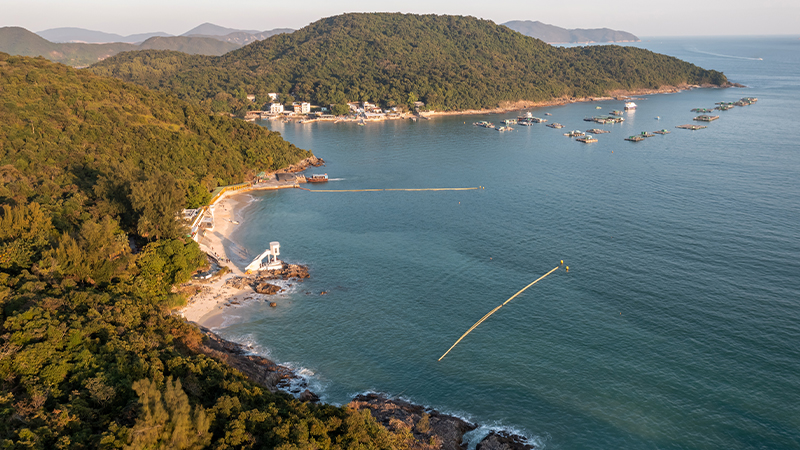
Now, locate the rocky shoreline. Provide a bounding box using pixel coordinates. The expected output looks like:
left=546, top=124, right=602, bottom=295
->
left=193, top=325, right=536, bottom=449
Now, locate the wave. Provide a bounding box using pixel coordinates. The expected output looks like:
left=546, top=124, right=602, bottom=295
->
left=687, top=47, right=763, bottom=61
left=213, top=332, right=332, bottom=402
left=347, top=390, right=546, bottom=449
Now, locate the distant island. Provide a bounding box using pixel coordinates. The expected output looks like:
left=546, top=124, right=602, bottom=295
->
left=502, top=20, right=640, bottom=44
left=90, top=12, right=728, bottom=116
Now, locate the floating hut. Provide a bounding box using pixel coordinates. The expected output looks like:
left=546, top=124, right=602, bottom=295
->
left=564, top=130, right=585, bottom=137
left=653, top=129, right=671, bottom=135
left=625, top=135, right=645, bottom=142
left=694, top=115, right=720, bottom=122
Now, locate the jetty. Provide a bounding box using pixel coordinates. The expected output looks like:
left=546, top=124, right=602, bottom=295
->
left=676, top=124, right=707, bottom=130
left=694, top=115, right=720, bottom=122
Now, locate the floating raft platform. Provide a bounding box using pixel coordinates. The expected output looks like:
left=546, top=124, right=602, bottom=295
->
left=715, top=104, right=735, bottom=111
left=691, top=108, right=715, bottom=113
left=653, top=129, right=671, bottom=135
left=586, top=128, right=611, bottom=134
left=546, top=123, right=565, bottom=129
left=694, top=115, right=720, bottom=122
left=676, top=124, right=707, bottom=130
left=638, top=131, right=655, bottom=138
left=564, top=130, right=585, bottom=137
left=609, top=110, right=624, bottom=116
left=625, top=135, right=646, bottom=142
left=576, top=136, right=598, bottom=143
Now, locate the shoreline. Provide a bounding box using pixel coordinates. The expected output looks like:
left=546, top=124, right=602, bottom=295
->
left=262, top=83, right=739, bottom=124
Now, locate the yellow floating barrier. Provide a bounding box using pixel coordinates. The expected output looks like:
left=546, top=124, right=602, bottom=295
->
left=298, top=187, right=482, bottom=193
left=438, top=263, right=563, bottom=361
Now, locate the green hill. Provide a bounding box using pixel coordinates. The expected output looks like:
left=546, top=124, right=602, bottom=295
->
left=138, top=35, right=240, bottom=55
left=0, top=27, right=241, bottom=67
left=89, top=12, right=729, bottom=115
left=0, top=53, right=412, bottom=449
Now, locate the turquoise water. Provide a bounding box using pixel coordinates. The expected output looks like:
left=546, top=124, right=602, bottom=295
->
left=218, top=36, right=800, bottom=449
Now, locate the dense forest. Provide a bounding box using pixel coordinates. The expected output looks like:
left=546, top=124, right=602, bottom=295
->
left=0, top=54, right=414, bottom=448
left=90, top=13, right=729, bottom=116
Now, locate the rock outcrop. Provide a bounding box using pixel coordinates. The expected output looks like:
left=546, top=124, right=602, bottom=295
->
left=476, top=431, right=535, bottom=450
left=350, top=393, right=477, bottom=450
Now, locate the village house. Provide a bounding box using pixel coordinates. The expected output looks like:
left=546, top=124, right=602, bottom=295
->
left=292, top=102, right=311, bottom=114
left=246, top=94, right=256, bottom=102
left=269, top=103, right=284, bottom=114
left=268, top=93, right=278, bottom=101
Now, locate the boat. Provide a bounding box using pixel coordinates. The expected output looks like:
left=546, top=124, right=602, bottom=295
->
left=473, top=121, right=495, bottom=128
left=496, top=126, right=513, bottom=132
left=503, top=119, right=517, bottom=125
left=596, top=106, right=602, bottom=109
left=546, top=123, right=565, bottom=129
left=306, top=173, right=329, bottom=183
left=544, top=113, right=552, bottom=116
left=609, top=110, right=624, bottom=116
left=624, top=102, right=637, bottom=110
left=517, top=112, right=534, bottom=121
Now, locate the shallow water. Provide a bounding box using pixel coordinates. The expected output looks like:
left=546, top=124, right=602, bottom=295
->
left=217, top=36, right=800, bottom=449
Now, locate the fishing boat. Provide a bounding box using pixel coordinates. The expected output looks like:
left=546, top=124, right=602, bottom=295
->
left=473, top=121, right=495, bottom=128
left=624, top=102, right=637, bottom=110
left=496, top=126, right=513, bottom=132
left=306, top=173, right=329, bottom=183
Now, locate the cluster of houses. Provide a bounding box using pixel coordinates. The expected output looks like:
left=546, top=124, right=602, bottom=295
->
left=243, top=93, right=425, bottom=121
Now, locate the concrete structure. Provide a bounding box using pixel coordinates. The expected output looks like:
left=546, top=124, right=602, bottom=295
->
left=245, top=241, right=282, bottom=272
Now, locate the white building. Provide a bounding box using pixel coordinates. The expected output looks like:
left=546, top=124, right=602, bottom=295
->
left=269, top=103, right=284, bottom=114
left=268, top=93, right=278, bottom=101
left=300, top=102, right=311, bottom=114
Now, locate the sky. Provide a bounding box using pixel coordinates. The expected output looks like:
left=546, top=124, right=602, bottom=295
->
left=3, top=0, right=799, bottom=37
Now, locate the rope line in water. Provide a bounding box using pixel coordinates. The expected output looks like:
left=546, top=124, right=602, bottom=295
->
left=438, top=264, right=562, bottom=361
left=297, top=187, right=483, bottom=192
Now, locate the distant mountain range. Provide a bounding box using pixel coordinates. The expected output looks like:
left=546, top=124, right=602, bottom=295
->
left=36, top=23, right=292, bottom=45
left=0, top=23, right=293, bottom=66
left=502, top=20, right=639, bottom=44
left=0, top=27, right=241, bottom=66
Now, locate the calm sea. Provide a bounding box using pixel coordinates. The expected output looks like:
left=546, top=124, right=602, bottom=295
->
left=218, top=36, right=800, bottom=449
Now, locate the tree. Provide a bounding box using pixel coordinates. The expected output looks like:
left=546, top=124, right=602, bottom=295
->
left=130, top=171, right=187, bottom=240
left=126, top=377, right=211, bottom=450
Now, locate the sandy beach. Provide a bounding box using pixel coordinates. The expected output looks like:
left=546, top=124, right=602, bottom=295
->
left=179, top=157, right=323, bottom=327
left=180, top=192, right=252, bottom=327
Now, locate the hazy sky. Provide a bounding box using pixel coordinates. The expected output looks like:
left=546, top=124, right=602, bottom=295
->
left=4, top=0, right=799, bottom=37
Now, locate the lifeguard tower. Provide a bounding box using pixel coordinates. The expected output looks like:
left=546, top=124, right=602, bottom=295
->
left=245, top=241, right=282, bottom=272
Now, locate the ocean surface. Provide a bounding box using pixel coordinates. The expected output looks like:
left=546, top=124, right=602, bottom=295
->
left=217, top=36, right=800, bottom=449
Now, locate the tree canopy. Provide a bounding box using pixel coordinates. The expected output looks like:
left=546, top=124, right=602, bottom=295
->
left=90, top=13, right=729, bottom=115
left=0, top=55, right=409, bottom=449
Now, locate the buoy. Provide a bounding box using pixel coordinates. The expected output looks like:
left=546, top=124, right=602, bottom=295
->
left=566, top=266, right=569, bottom=272
left=560, top=260, right=564, bottom=265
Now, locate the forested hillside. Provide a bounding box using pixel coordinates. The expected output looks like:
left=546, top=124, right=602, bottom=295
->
left=90, top=13, right=729, bottom=115
left=0, top=54, right=405, bottom=449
